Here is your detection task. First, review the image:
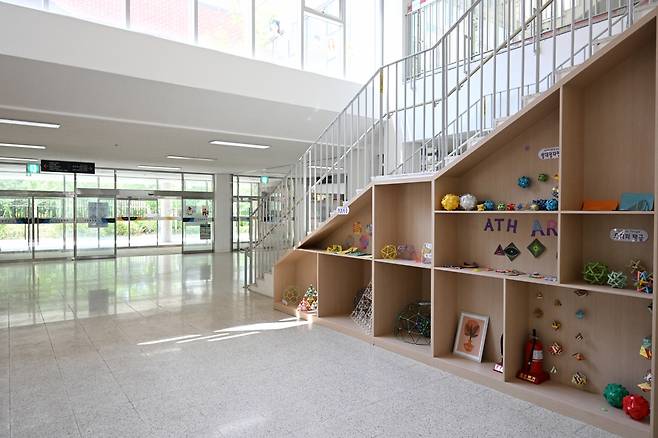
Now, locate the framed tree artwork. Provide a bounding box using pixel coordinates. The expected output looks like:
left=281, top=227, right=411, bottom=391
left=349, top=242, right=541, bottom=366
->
left=453, top=312, right=489, bottom=362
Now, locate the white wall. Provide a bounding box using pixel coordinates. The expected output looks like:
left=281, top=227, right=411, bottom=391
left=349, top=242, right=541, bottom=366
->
left=0, top=2, right=361, bottom=114
left=214, top=174, right=232, bottom=253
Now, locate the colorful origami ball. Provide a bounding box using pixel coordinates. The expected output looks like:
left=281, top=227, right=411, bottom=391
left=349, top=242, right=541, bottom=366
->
left=538, top=173, right=549, bottom=182
left=459, top=194, right=478, bottom=211
left=545, top=199, right=558, bottom=211
left=483, top=200, right=495, bottom=211
left=441, top=194, right=460, bottom=211
left=603, top=383, right=629, bottom=409
left=496, top=202, right=506, bottom=211
left=517, top=176, right=531, bottom=188
left=622, top=395, right=650, bottom=421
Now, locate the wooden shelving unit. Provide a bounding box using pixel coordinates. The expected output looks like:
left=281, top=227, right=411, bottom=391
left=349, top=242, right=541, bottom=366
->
left=273, top=12, right=658, bottom=438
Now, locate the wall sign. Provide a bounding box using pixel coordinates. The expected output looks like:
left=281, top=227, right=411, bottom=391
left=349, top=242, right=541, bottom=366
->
left=538, top=146, right=560, bottom=160
left=336, top=205, right=350, bottom=215
left=610, top=228, right=648, bottom=243
left=41, top=159, right=95, bottom=174
left=200, top=223, right=211, bottom=240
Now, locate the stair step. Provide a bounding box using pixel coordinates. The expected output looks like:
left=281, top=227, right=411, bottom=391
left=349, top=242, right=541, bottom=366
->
left=635, top=4, right=656, bottom=20
left=592, top=36, right=615, bottom=55
left=371, top=172, right=433, bottom=183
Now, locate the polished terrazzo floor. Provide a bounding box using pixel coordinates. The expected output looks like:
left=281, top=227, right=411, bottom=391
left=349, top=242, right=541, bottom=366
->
left=0, top=253, right=617, bottom=438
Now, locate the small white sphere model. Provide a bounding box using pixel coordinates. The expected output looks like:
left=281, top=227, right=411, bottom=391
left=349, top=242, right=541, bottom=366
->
left=460, top=194, right=477, bottom=211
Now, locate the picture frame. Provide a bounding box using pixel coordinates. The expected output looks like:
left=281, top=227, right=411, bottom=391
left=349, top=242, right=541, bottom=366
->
left=453, top=311, right=489, bottom=362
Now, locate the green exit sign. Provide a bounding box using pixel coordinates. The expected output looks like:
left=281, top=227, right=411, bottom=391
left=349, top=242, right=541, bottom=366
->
left=26, top=162, right=40, bottom=175
left=260, top=176, right=269, bottom=184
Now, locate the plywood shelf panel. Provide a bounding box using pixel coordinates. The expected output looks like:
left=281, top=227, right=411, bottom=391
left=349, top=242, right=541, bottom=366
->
left=374, top=258, right=431, bottom=269
left=435, top=210, right=557, bottom=214
left=435, top=267, right=559, bottom=286
left=562, top=210, right=655, bottom=215
left=561, top=281, right=655, bottom=300
left=373, top=334, right=432, bottom=364
left=434, top=354, right=503, bottom=382
left=319, top=315, right=372, bottom=342
left=317, top=254, right=371, bottom=318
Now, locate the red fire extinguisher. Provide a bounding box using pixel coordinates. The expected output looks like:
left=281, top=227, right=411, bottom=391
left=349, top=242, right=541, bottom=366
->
left=517, top=329, right=549, bottom=384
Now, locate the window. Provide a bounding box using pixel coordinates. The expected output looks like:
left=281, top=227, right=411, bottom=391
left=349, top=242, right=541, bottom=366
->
left=2, top=0, right=43, bottom=8
left=255, top=0, right=301, bottom=68
left=49, top=0, right=125, bottom=27
left=184, top=174, right=213, bottom=192
left=231, top=175, right=261, bottom=250
left=304, top=12, right=343, bottom=76
left=197, top=0, right=251, bottom=56
left=129, top=0, right=194, bottom=42
left=346, top=0, right=380, bottom=81
left=306, top=0, right=340, bottom=18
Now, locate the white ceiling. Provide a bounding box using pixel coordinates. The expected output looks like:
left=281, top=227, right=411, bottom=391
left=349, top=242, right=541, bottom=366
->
left=0, top=54, right=342, bottom=175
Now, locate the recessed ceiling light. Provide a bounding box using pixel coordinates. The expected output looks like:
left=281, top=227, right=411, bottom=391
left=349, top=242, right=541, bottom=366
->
left=0, top=118, right=60, bottom=129
left=0, top=156, right=39, bottom=162
left=166, top=155, right=215, bottom=162
left=137, top=165, right=181, bottom=171
left=209, top=140, right=270, bottom=149
left=0, top=142, right=46, bottom=150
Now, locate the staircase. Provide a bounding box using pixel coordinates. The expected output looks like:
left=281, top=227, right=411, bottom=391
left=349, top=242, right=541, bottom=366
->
left=245, top=0, right=656, bottom=292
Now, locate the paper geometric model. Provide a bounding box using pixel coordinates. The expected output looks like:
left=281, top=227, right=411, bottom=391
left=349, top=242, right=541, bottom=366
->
left=395, top=301, right=431, bottom=345
left=603, top=383, right=629, bottom=409
left=574, top=289, right=590, bottom=297
left=623, top=394, right=650, bottom=421
left=297, top=285, right=318, bottom=312
left=551, top=320, right=561, bottom=331
left=582, top=261, right=610, bottom=285
left=494, top=244, right=505, bottom=256
left=572, top=352, right=585, bottom=361
left=572, top=372, right=587, bottom=387
left=607, top=271, right=628, bottom=289
left=533, top=308, right=543, bottom=318
left=549, top=342, right=563, bottom=356
left=550, top=366, right=558, bottom=374
left=441, top=194, right=460, bottom=211
left=350, top=282, right=373, bottom=335
left=380, top=244, right=397, bottom=259
left=575, top=309, right=585, bottom=320
left=504, top=243, right=520, bottom=261
left=554, top=299, right=562, bottom=306
left=527, top=239, right=546, bottom=258
left=640, top=336, right=652, bottom=359
left=635, top=271, right=653, bottom=294
left=629, top=258, right=646, bottom=275
left=281, top=286, right=300, bottom=306
left=460, top=194, right=478, bottom=211
left=575, top=332, right=583, bottom=341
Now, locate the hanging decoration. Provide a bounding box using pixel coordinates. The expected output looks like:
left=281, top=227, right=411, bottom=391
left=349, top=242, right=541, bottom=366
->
left=504, top=242, right=521, bottom=261
left=527, top=239, right=546, bottom=258
left=572, top=372, right=587, bottom=387
left=517, top=176, right=531, bottom=188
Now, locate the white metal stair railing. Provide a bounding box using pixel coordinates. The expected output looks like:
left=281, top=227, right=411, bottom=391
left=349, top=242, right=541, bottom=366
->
left=244, top=0, right=656, bottom=288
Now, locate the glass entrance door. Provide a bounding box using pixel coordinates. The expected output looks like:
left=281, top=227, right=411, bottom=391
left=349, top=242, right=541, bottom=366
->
left=33, top=197, right=74, bottom=260
left=182, top=198, right=214, bottom=253
left=75, top=197, right=116, bottom=258
left=0, top=197, right=32, bottom=261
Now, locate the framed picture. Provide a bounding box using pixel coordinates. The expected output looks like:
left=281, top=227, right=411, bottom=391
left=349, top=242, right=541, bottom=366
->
left=453, top=312, right=489, bottom=362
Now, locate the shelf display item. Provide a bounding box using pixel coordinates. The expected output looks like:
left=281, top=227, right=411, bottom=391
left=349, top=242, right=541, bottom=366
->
left=603, top=383, right=629, bottom=408
left=517, top=176, right=531, bottom=188
left=496, top=202, right=507, bottom=211
left=551, top=186, right=559, bottom=198
left=554, top=299, right=562, bottom=307
left=538, top=173, right=549, bottom=182
left=549, top=342, right=563, bottom=356
left=638, top=371, right=653, bottom=393
left=460, top=193, right=478, bottom=211
left=572, top=352, right=585, bottom=361
left=395, top=301, right=431, bottom=345
left=622, top=395, right=650, bottom=421
left=575, top=309, right=585, bottom=320
left=517, top=329, right=549, bottom=384
left=635, top=271, right=653, bottom=294
left=350, top=282, right=373, bottom=335
left=477, top=203, right=486, bottom=211
left=640, top=336, right=652, bottom=359
left=297, top=285, right=318, bottom=312
left=551, top=320, right=561, bottom=331
left=572, top=372, right=587, bottom=387
left=396, top=244, right=416, bottom=261
left=619, top=192, right=654, bottom=211
left=441, top=193, right=460, bottom=211
left=582, top=200, right=618, bottom=211
left=483, top=200, right=495, bottom=211
left=380, top=244, right=397, bottom=259
left=421, top=243, right=432, bottom=264
left=607, top=271, right=628, bottom=289
left=582, top=261, right=610, bottom=285
left=281, top=286, right=300, bottom=306
left=550, top=366, right=558, bottom=374
left=573, top=289, right=590, bottom=297
left=529, top=203, right=540, bottom=211
left=493, top=334, right=504, bottom=373
left=533, top=308, right=543, bottom=319
left=536, top=292, right=543, bottom=300
left=504, top=243, right=520, bottom=261
left=545, top=199, right=558, bottom=211
left=494, top=245, right=505, bottom=256
left=506, top=203, right=516, bottom=211
left=629, top=258, right=647, bottom=275
left=527, top=239, right=546, bottom=258
left=533, top=199, right=547, bottom=210
left=453, top=312, right=489, bottom=362
left=326, top=244, right=342, bottom=253
left=575, top=332, right=583, bottom=341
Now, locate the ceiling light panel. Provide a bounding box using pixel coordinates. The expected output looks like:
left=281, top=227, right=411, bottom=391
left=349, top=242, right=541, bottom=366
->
left=0, top=142, right=46, bottom=150
left=0, top=118, right=60, bottom=129
left=209, top=140, right=270, bottom=149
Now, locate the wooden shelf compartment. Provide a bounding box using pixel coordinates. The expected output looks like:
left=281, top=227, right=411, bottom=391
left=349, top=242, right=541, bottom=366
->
left=372, top=261, right=432, bottom=356
left=503, top=280, right=652, bottom=435
left=434, top=211, right=558, bottom=279
left=317, top=253, right=372, bottom=321
left=433, top=270, right=504, bottom=381
left=559, top=33, right=656, bottom=212
left=559, top=213, right=654, bottom=292
left=273, top=249, right=319, bottom=313
left=374, top=258, right=431, bottom=269
left=373, top=182, right=432, bottom=263
left=299, top=186, right=373, bottom=254
left=434, top=103, right=559, bottom=212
